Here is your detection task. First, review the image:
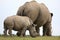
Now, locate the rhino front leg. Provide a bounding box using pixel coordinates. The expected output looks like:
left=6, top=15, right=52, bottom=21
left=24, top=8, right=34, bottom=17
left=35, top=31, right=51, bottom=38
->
left=17, top=31, right=26, bottom=36
left=35, top=27, right=40, bottom=36
left=20, top=27, right=27, bottom=37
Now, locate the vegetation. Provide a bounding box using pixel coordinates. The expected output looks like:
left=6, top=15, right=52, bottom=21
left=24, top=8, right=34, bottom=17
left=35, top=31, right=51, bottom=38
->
left=0, top=35, right=60, bottom=40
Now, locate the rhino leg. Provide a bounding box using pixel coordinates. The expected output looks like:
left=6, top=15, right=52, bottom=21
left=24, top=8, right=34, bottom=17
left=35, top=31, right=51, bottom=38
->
left=17, top=31, right=26, bottom=36
left=46, top=23, right=52, bottom=36
left=20, top=27, right=27, bottom=37
left=4, top=28, right=7, bottom=36
left=43, top=25, right=47, bottom=36
left=35, top=27, right=40, bottom=36
left=43, top=22, right=51, bottom=36
left=16, top=31, right=21, bottom=36
left=8, top=26, right=13, bottom=36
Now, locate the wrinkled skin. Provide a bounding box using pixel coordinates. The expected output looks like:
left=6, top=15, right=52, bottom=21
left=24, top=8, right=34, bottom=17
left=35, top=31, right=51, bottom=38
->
left=4, top=15, right=38, bottom=37
left=17, top=1, right=53, bottom=36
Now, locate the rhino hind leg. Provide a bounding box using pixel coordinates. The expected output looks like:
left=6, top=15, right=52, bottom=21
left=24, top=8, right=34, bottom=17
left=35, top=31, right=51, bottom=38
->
left=46, top=23, right=52, bottom=36
left=43, top=22, right=52, bottom=36
left=43, top=25, right=47, bottom=36
left=4, top=28, right=7, bottom=36
left=8, top=26, right=13, bottom=36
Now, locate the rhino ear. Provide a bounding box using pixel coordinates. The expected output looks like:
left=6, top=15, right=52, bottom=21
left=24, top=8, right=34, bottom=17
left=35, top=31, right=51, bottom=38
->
left=34, top=24, right=37, bottom=27
left=32, top=24, right=37, bottom=27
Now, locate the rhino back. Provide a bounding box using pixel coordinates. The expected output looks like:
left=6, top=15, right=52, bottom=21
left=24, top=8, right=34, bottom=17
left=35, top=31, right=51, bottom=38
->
left=23, top=1, right=40, bottom=22
left=35, top=3, right=51, bottom=27
left=13, top=16, right=31, bottom=29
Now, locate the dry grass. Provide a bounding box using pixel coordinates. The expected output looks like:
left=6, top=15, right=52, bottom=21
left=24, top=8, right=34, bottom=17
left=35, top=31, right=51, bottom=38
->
left=0, top=35, right=60, bottom=40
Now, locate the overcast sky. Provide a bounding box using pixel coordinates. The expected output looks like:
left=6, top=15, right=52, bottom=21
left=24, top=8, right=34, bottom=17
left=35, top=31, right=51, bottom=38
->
left=0, top=0, right=60, bottom=36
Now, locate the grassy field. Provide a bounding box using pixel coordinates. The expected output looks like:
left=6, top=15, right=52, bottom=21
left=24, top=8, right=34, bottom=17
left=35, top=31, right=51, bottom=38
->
left=0, top=35, right=60, bottom=40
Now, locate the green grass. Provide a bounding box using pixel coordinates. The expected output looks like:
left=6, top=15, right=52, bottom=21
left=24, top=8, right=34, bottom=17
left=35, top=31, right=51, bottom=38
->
left=0, top=35, right=60, bottom=40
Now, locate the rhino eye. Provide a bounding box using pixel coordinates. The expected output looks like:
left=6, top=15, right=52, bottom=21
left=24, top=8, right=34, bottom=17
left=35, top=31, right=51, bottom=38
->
left=32, top=24, right=34, bottom=27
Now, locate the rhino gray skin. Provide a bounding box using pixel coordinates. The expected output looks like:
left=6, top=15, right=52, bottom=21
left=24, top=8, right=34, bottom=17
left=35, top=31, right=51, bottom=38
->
left=4, top=15, right=38, bottom=37
left=17, top=1, right=53, bottom=36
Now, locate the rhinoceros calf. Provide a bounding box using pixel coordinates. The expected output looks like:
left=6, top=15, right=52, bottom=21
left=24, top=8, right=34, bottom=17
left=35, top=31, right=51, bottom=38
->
left=3, top=15, right=38, bottom=37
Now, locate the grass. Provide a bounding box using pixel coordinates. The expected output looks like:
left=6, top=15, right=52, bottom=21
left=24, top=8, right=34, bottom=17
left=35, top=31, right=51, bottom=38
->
left=0, top=35, right=60, bottom=40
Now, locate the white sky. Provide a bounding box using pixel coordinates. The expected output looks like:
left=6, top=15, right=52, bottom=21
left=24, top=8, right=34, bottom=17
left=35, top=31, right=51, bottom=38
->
left=0, top=0, right=60, bottom=36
